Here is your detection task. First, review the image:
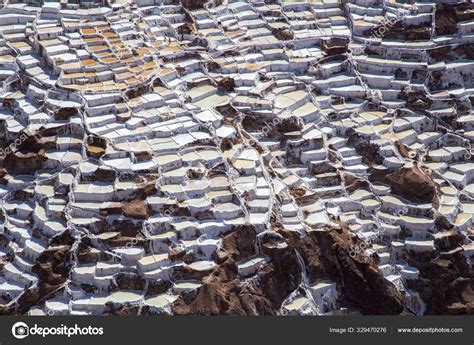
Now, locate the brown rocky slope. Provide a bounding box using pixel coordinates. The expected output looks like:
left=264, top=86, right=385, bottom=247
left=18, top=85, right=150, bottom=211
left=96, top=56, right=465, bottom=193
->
left=173, top=224, right=404, bottom=315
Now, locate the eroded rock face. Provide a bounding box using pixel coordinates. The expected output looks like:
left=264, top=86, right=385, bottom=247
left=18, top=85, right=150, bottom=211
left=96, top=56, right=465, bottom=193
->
left=93, top=167, right=117, bottom=183
left=3, top=135, right=47, bottom=174
left=321, top=37, right=348, bottom=55
left=173, top=224, right=403, bottom=315
left=281, top=227, right=403, bottom=315
left=444, top=278, right=474, bottom=315
left=180, top=0, right=208, bottom=10
left=407, top=257, right=473, bottom=315
left=15, top=245, right=73, bottom=314
left=217, top=77, right=235, bottom=93
left=55, top=107, right=78, bottom=120
left=400, top=88, right=433, bottom=111
left=4, top=150, right=46, bottom=174
left=347, top=129, right=384, bottom=166
left=173, top=226, right=301, bottom=315
left=381, top=22, right=431, bottom=41
left=221, top=224, right=256, bottom=261
left=173, top=265, right=273, bottom=315
left=435, top=3, right=474, bottom=36
left=382, top=166, right=436, bottom=203
left=122, top=200, right=150, bottom=219
left=272, top=28, right=294, bottom=41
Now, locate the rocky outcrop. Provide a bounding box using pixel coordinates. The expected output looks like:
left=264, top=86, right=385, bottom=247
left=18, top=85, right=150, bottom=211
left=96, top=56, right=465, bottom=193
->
left=381, top=22, right=431, bottom=41
left=272, top=28, right=294, bottom=41
left=407, top=254, right=472, bottom=315
left=55, top=107, right=78, bottom=120
left=400, top=87, right=432, bottom=110
left=217, top=77, right=235, bottom=92
left=4, top=150, right=46, bottom=174
left=173, top=223, right=403, bottom=315
left=435, top=3, right=474, bottom=36
left=221, top=224, right=256, bottom=261
left=173, top=225, right=301, bottom=315
left=180, top=0, right=208, bottom=10
left=347, top=129, right=383, bottom=166
left=281, top=227, right=404, bottom=315
left=12, top=245, right=73, bottom=313
left=321, top=37, right=348, bottom=55
left=122, top=200, right=150, bottom=219
left=376, top=165, right=436, bottom=203
left=3, top=134, right=48, bottom=175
